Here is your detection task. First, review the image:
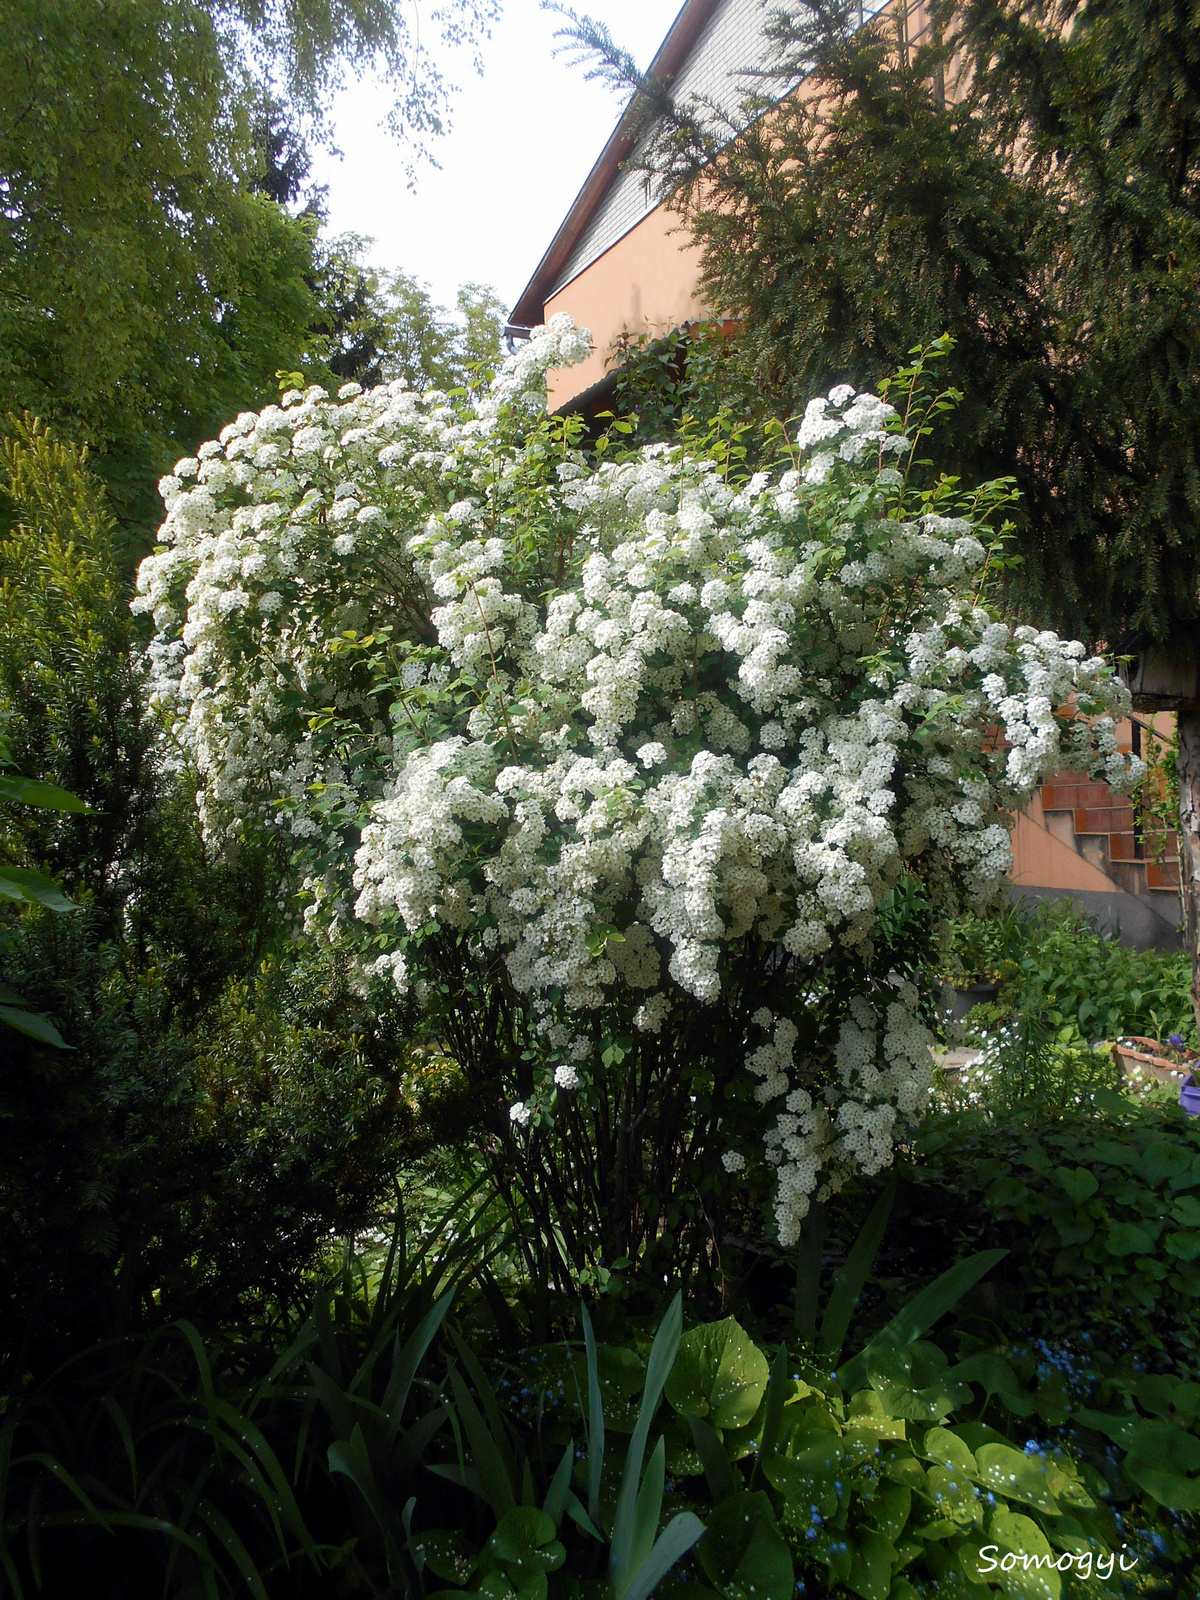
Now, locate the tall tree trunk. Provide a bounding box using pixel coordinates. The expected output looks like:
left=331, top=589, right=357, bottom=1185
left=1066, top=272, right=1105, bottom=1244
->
left=1176, top=703, right=1200, bottom=1036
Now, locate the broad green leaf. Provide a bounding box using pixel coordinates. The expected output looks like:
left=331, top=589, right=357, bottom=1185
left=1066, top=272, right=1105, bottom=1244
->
left=986, top=1508, right=1061, bottom=1600
left=0, top=774, right=88, bottom=811
left=1124, top=1419, right=1200, bottom=1509
left=0, top=864, right=77, bottom=911
left=921, top=1427, right=978, bottom=1480
left=949, top=1354, right=1037, bottom=1418
left=1135, top=1374, right=1200, bottom=1424
left=0, top=1004, right=68, bottom=1047
left=1053, top=1166, right=1098, bottom=1202
left=974, top=1444, right=1060, bottom=1514
left=419, top=1529, right=476, bottom=1584
left=762, top=1439, right=842, bottom=1522
left=1104, top=1222, right=1155, bottom=1256
left=697, top=1490, right=792, bottom=1600
left=1165, top=1231, right=1200, bottom=1261
left=665, top=1317, right=769, bottom=1432
left=864, top=1480, right=910, bottom=1542
left=846, top=1527, right=897, bottom=1600
left=490, top=1507, right=564, bottom=1573
left=922, top=1464, right=982, bottom=1528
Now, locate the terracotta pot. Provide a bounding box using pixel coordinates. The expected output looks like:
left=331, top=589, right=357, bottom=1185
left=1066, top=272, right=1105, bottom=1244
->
left=1113, top=1035, right=1199, bottom=1089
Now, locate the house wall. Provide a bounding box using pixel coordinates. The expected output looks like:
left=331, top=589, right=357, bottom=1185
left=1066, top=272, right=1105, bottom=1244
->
left=540, top=0, right=940, bottom=408
left=543, top=207, right=710, bottom=408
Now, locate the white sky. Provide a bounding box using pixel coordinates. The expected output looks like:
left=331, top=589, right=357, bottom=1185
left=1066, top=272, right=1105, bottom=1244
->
left=308, top=0, right=685, bottom=316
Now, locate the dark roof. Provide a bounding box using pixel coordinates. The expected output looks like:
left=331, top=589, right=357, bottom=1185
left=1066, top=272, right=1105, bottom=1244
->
left=508, top=0, right=722, bottom=329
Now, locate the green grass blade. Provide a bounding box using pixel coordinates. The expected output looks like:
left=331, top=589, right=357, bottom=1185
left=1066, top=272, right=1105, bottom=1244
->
left=447, top=1364, right=517, bottom=1519
left=382, top=1287, right=454, bottom=1423
left=620, top=1511, right=706, bottom=1600
left=621, top=1435, right=665, bottom=1596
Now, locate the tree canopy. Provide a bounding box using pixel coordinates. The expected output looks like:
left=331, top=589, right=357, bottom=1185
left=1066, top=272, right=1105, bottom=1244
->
left=0, top=0, right=498, bottom=539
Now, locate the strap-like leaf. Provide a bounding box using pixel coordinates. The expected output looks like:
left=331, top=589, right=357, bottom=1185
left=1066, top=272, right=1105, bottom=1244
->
left=382, top=1287, right=454, bottom=1423
left=544, top=1442, right=574, bottom=1527
left=0, top=775, right=89, bottom=812
left=0, top=865, right=76, bottom=911
left=581, top=1300, right=605, bottom=1527
left=817, top=1181, right=895, bottom=1362
left=837, top=1249, right=1008, bottom=1392
left=610, top=1292, right=681, bottom=1588
left=0, top=1005, right=68, bottom=1047
left=448, top=1363, right=517, bottom=1518
left=621, top=1511, right=706, bottom=1600
left=620, top=1436, right=665, bottom=1597
left=688, top=1413, right=736, bottom=1504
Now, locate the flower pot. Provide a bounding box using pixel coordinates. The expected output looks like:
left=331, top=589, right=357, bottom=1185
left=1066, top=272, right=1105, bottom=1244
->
left=1114, top=1036, right=1199, bottom=1090
left=1180, top=1075, right=1200, bottom=1117
left=949, top=984, right=999, bottom=1022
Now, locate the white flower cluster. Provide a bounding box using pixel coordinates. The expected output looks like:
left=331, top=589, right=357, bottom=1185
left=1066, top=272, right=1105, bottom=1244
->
left=138, top=320, right=1142, bottom=1242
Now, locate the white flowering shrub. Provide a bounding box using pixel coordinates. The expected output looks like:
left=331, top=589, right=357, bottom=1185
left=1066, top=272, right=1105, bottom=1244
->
left=135, top=326, right=1140, bottom=1280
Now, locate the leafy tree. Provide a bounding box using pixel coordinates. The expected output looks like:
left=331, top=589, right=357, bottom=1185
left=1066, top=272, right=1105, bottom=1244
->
left=0, top=417, right=424, bottom=1369
left=0, top=0, right=498, bottom=546
left=308, top=233, right=506, bottom=392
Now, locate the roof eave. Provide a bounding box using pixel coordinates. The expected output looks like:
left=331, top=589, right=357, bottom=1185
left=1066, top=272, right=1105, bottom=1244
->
left=509, top=0, right=723, bottom=328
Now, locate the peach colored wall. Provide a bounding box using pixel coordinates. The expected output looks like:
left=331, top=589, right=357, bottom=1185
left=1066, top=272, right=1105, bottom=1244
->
left=543, top=206, right=711, bottom=408
left=537, top=0, right=949, bottom=409
left=1010, top=793, right=1126, bottom=895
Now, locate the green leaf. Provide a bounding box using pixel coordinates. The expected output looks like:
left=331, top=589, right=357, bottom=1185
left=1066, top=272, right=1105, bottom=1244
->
left=817, top=1182, right=894, bottom=1363
left=921, top=1426, right=978, bottom=1479
left=418, top=1529, right=477, bottom=1585
left=838, top=1251, right=1007, bottom=1393
left=687, top=1413, right=737, bottom=1504
left=1124, top=1420, right=1200, bottom=1509
left=622, top=1512, right=706, bottom=1600
left=0, top=774, right=89, bottom=811
left=611, top=1292, right=682, bottom=1593
left=0, top=864, right=77, bottom=911
left=846, top=1527, right=897, bottom=1600
left=762, top=1439, right=842, bottom=1522
left=697, top=1491, right=792, bottom=1600
left=0, top=1004, right=68, bottom=1047
left=490, top=1507, right=564, bottom=1573
left=985, top=1509, right=1061, bottom=1600
left=1054, top=1166, right=1098, bottom=1202
left=948, top=1355, right=1037, bottom=1418
left=664, top=1317, right=769, bottom=1432
left=974, top=1444, right=1060, bottom=1514
left=1104, top=1221, right=1155, bottom=1256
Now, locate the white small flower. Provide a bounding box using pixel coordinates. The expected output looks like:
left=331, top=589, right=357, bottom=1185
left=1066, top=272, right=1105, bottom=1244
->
left=722, top=1151, right=746, bottom=1173
left=333, top=533, right=356, bottom=556
left=636, top=741, right=668, bottom=768
left=554, top=1064, right=580, bottom=1090
left=509, top=1101, right=532, bottom=1127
